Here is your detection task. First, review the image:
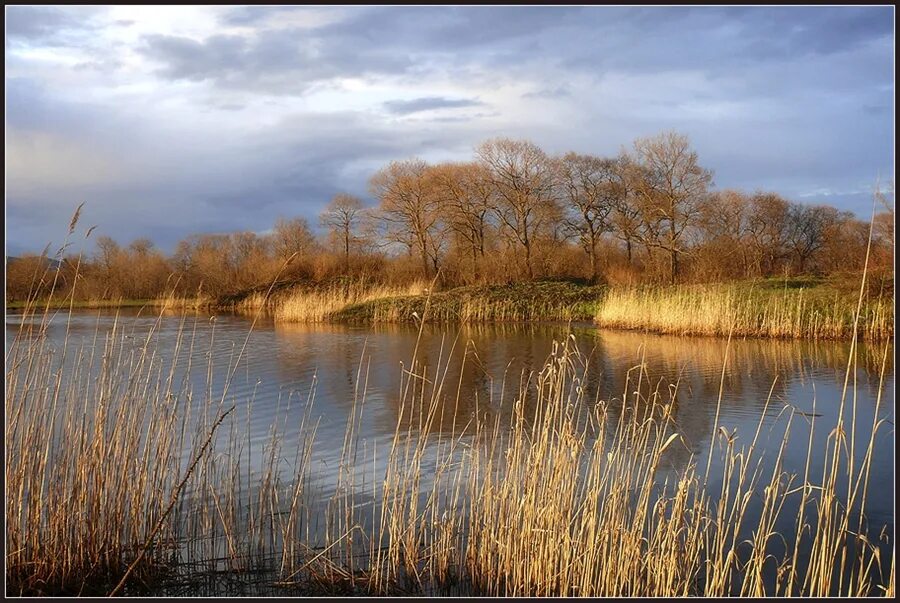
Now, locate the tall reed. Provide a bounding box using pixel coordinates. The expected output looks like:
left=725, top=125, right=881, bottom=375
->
left=595, top=282, right=893, bottom=340
left=232, top=280, right=426, bottom=323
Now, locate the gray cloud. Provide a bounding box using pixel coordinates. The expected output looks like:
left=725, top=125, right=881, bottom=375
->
left=383, top=96, right=484, bottom=115
left=5, top=6, right=106, bottom=46
left=522, top=86, right=571, bottom=100
left=139, top=27, right=412, bottom=95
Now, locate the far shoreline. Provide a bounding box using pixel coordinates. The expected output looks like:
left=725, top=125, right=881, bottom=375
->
left=7, top=277, right=893, bottom=342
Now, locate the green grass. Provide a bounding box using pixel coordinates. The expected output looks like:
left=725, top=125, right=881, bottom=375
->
left=332, top=281, right=605, bottom=324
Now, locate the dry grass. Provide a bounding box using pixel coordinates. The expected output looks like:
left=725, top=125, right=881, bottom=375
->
left=231, top=279, right=427, bottom=323
left=595, top=280, right=893, bottom=340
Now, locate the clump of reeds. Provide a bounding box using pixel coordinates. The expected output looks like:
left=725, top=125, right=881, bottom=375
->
left=232, top=279, right=426, bottom=323
left=5, top=212, right=319, bottom=596
left=595, top=282, right=893, bottom=340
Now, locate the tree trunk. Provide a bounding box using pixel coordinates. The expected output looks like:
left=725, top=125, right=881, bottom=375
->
left=524, top=241, right=534, bottom=280
left=670, top=248, right=678, bottom=285
left=669, top=216, right=678, bottom=284
left=343, top=226, right=350, bottom=270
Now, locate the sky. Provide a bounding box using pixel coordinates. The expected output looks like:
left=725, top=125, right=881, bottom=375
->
left=4, top=5, right=895, bottom=256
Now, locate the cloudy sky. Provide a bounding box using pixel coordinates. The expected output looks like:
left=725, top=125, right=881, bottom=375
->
left=5, top=5, right=895, bottom=255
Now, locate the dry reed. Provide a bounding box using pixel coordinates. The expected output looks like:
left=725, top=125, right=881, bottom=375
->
left=595, top=282, right=893, bottom=340
left=232, top=280, right=426, bottom=323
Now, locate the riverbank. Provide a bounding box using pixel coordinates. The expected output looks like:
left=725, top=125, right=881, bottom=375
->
left=228, top=276, right=891, bottom=340
left=8, top=276, right=892, bottom=341
left=219, top=278, right=602, bottom=324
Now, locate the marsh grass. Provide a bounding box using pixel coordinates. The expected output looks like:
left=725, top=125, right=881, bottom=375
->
left=229, top=279, right=427, bottom=323
left=595, top=280, right=893, bottom=340
left=5, top=297, right=211, bottom=311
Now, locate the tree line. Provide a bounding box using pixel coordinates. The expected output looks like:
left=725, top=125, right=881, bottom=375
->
left=6, top=131, right=894, bottom=302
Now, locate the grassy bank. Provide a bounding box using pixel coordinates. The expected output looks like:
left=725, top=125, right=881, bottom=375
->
left=224, top=279, right=603, bottom=325
left=5, top=304, right=893, bottom=596
left=333, top=281, right=604, bottom=324
left=8, top=276, right=893, bottom=341
left=225, top=278, right=428, bottom=322
left=595, top=278, right=894, bottom=340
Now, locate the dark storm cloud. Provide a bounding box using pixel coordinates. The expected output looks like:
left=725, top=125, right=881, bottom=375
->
left=383, top=96, right=484, bottom=115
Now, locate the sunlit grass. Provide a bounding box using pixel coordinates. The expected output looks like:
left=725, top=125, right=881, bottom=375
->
left=595, top=281, right=893, bottom=340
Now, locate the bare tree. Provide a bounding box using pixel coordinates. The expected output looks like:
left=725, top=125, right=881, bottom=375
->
left=784, top=203, right=843, bottom=274
left=428, top=162, right=495, bottom=278
left=370, top=159, right=446, bottom=278
left=271, top=217, right=317, bottom=261
left=95, top=236, right=121, bottom=272
left=477, top=138, right=559, bottom=279
left=320, top=193, right=366, bottom=269
left=695, top=190, right=752, bottom=278
left=745, top=192, right=790, bottom=277
left=632, top=131, right=713, bottom=284
left=556, top=152, right=619, bottom=282
left=610, top=154, right=643, bottom=266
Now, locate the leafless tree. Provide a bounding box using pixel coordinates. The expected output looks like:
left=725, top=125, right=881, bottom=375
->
left=477, top=138, right=560, bottom=279
left=745, top=192, right=790, bottom=277
left=321, top=193, right=366, bottom=269
left=370, top=159, right=446, bottom=278
left=632, top=131, right=713, bottom=283
left=271, top=217, right=316, bottom=261
left=784, top=203, right=843, bottom=274
left=428, top=162, right=495, bottom=278
left=556, top=152, right=619, bottom=282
